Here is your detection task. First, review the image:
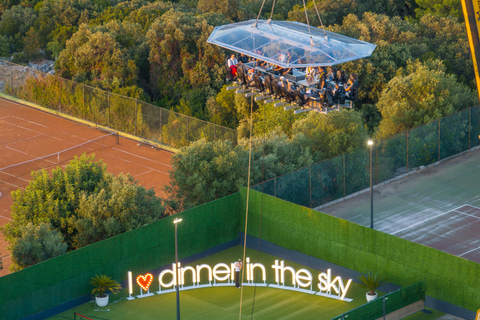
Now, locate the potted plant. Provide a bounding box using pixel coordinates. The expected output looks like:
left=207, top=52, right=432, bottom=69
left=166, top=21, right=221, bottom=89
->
left=90, top=274, right=122, bottom=307
left=357, top=271, right=387, bottom=302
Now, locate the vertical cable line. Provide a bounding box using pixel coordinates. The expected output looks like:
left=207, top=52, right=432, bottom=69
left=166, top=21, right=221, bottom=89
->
left=239, top=95, right=255, bottom=320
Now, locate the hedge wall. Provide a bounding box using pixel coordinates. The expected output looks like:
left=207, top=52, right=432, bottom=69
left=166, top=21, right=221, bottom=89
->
left=240, top=188, right=480, bottom=312
left=0, top=192, right=241, bottom=320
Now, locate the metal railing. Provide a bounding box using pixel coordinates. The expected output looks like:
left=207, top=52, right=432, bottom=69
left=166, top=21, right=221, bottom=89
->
left=332, top=281, right=425, bottom=320
left=0, top=60, right=237, bottom=149
left=252, top=105, right=480, bottom=208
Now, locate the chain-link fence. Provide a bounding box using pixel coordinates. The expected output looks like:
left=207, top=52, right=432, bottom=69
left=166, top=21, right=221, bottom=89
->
left=332, top=281, right=425, bottom=320
left=252, top=104, right=480, bottom=208
left=0, top=60, right=237, bottom=149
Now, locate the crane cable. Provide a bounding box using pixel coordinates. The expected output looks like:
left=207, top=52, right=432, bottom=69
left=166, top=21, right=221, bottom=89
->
left=312, top=0, right=327, bottom=38
left=239, top=95, right=255, bottom=320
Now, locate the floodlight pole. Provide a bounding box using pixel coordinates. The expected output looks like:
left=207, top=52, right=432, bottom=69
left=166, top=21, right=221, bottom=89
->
left=368, top=140, right=374, bottom=229
left=174, top=217, right=183, bottom=320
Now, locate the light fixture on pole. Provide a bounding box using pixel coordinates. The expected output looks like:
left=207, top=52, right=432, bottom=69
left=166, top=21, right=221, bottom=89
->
left=367, top=140, right=374, bottom=229
left=174, top=217, right=182, bottom=320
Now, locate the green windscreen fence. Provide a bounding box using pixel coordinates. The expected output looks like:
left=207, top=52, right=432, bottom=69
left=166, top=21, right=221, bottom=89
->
left=0, top=193, right=241, bottom=320
left=331, top=281, right=425, bottom=320
left=252, top=105, right=480, bottom=208
left=0, top=61, right=237, bottom=149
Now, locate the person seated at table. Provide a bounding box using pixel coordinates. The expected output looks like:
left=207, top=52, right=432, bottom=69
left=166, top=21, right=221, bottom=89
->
left=345, top=73, right=358, bottom=100
left=305, top=60, right=316, bottom=78
left=336, top=69, right=346, bottom=85
left=316, top=67, right=326, bottom=89
left=283, top=51, right=294, bottom=74
left=227, top=54, right=238, bottom=77
left=238, top=53, right=249, bottom=64
left=247, top=68, right=256, bottom=87
left=326, top=67, right=337, bottom=83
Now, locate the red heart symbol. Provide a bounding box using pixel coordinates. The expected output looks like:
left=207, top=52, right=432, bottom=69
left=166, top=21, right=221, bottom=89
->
left=136, top=273, right=153, bottom=291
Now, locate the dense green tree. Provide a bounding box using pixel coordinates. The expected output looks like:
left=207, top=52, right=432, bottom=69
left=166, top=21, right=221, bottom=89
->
left=415, top=0, right=461, bottom=20
left=2, top=154, right=166, bottom=254
left=375, top=60, right=477, bottom=139
left=0, top=4, right=37, bottom=50
left=9, top=222, right=67, bottom=271
left=292, top=109, right=369, bottom=159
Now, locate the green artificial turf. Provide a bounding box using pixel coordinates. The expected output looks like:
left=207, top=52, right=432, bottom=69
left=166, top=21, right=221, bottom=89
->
left=402, top=307, right=446, bottom=320
left=47, top=246, right=382, bottom=320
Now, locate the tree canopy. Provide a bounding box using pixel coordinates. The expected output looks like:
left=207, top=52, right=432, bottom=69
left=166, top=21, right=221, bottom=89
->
left=2, top=154, right=166, bottom=270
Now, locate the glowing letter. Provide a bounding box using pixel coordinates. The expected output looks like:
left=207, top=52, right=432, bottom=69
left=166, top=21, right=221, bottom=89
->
left=295, top=269, right=312, bottom=287
left=213, top=263, right=231, bottom=282
left=196, top=264, right=213, bottom=284
left=339, top=278, right=352, bottom=300
left=159, top=263, right=176, bottom=288
left=181, top=265, right=196, bottom=286
left=272, top=260, right=282, bottom=283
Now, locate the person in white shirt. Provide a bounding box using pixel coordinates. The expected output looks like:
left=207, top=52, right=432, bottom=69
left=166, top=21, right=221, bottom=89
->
left=227, top=54, right=238, bottom=77
left=234, top=259, right=243, bottom=288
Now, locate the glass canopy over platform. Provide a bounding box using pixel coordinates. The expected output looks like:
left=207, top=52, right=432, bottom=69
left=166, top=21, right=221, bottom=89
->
left=208, top=19, right=376, bottom=68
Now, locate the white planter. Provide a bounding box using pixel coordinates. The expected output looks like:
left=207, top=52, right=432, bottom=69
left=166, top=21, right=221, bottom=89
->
left=95, top=294, right=109, bottom=307
left=366, top=292, right=377, bottom=302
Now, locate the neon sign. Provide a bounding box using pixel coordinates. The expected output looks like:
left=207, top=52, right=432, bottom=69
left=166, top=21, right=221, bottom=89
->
left=127, top=258, right=352, bottom=302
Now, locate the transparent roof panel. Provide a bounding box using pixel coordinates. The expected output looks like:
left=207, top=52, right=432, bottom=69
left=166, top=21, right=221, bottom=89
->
left=207, top=19, right=376, bottom=67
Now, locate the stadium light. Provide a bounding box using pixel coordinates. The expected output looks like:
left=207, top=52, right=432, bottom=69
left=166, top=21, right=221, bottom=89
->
left=174, top=217, right=182, bottom=320
left=368, top=140, right=374, bottom=229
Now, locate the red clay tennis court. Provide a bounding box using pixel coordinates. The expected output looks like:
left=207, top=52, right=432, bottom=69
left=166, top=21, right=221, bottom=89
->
left=0, top=98, right=174, bottom=275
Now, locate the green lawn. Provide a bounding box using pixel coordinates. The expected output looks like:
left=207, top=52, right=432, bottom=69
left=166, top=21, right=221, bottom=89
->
left=49, top=246, right=439, bottom=320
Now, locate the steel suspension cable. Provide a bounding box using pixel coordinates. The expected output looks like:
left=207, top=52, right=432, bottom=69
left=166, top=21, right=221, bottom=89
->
left=249, top=90, right=267, bottom=320
left=254, top=0, right=267, bottom=27
left=302, top=0, right=315, bottom=46
left=268, top=0, right=277, bottom=22
left=239, top=95, right=255, bottom=320
left=312, top=0, right=327, bottom=37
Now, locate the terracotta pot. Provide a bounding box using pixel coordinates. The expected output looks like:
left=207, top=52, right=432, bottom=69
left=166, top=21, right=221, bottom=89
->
left=95, top=294, right=109, bottom=307
left=366, top=292, right=377, bottom=302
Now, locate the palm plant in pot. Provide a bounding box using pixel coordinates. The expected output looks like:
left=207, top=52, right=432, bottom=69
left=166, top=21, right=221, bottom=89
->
left=90, top=274, right=122, bottom=307
left=357, top=271, right=387, bottom=302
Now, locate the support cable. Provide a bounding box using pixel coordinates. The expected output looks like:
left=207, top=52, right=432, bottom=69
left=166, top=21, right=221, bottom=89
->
left=249, top=93, right=267, bottom=320
left=302, top=0, right=315, bottom=46
left=254, top=0, right=267, bottom=27
left=267, top=0, right=277, bottom=23
left=239, top=95, right=255, bottom=320
left=312, top=0, right=327, bottom=37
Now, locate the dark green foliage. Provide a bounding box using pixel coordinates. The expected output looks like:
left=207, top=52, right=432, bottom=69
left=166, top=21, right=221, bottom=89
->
left=1, top=154, right=166, bottom=269
left=90, top=274, right=121, bottom=297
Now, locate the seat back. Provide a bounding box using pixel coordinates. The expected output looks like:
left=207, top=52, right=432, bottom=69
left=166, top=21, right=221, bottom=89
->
left=264, top=74, right=273, bottom=94
left=253, top=74, right=264, bottom=91
left=293, top=91, right=306, bottom=106
left=236, top=64, right=247, bottom=85
left=272, top=80, right=283, bottom=98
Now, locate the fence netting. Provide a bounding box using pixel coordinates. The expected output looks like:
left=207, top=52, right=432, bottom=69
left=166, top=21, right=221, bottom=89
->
left=253, top=103, right=480, bottom=208
left=331, top=281, right=425, bottom=320
left=0, top=61, right=237, bottom=149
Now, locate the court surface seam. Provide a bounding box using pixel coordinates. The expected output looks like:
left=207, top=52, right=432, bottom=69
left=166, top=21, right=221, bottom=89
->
left=390, top=205, right=465, bottom=235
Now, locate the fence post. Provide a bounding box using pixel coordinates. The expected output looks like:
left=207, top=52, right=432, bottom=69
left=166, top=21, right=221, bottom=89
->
left=214, top=124, right=216, bottom=142
left=107, top=92, right=110, bottom=128
left=83, top=84, right=85, bottom=119
left=469, top=107, right=471, bottom=149
left=34, top=71, right=37, bottom=104
left=343, top=153, right=346, bottom=197
left=10, top=63, right=13, bottom=96
left=187, top=117, right=189, bottom=146
left=135, top=99, right=138, bottom=136
left=406, top=131, right=409, bottom=172
left=309, top=165, right=312, bottom=208
left=274, top=178, right=276, bottom=197
left=160, top=108, right=163, bottom=144
left=438, top=118, right=441, bottom=161
left=375, top=147, right=378, bottom=185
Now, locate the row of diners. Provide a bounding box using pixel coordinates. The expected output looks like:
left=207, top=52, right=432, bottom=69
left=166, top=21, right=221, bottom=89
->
left=226, top=53, right=359, bottom=114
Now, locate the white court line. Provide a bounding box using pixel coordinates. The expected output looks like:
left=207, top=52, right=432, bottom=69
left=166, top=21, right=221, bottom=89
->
left=464, top=204, right=480, bottom=210
left=102, top=153, right=170, bottom=176
left=112, top=147, right=173, bottom=168
left=0, top=170, right=29, bottom=182
left=135, top=170, right=154, bottom=177
left=0, top=179, right=25, bottom=189
left=459, top=247, right=480, bottom=257
left=12, top=116, right=48, bottom=128
left=456, top=211, right=480, bottom=221
left=391, top=205, right=466, bottom=235
left=5, top=146, right=31, bottom=156
left=0, top=215, right=13, bottom=221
